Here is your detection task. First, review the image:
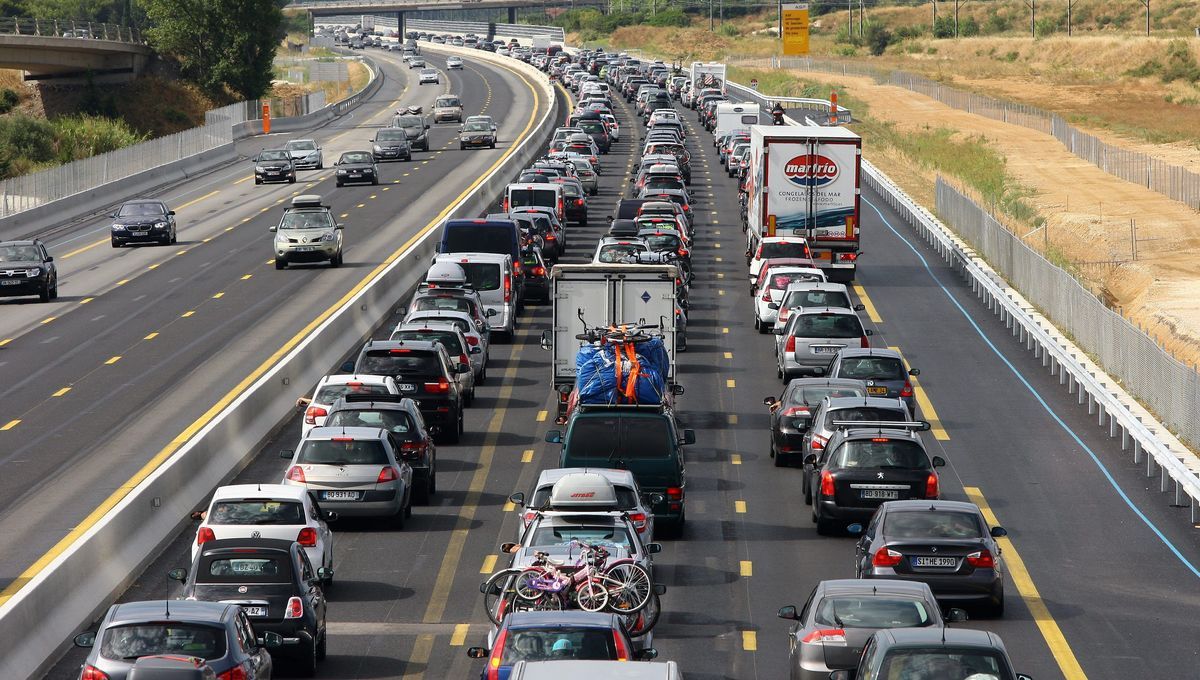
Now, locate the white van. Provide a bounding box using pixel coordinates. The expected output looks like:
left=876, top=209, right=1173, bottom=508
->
left=505, top=182, right=565, bottom=223
left=432, top=252, right=519, bottom=341
left=713, top=102, right=760, bottom=141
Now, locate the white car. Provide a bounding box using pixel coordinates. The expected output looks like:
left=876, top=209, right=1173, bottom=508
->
left=446, top=55, right=464, bottom=69
left=600, top=113, right=620, bottom=141
left=508, top=469, right=662, bottom=543
left=770, top=281, right=858, bottom=334
left=191, top=484, right=335, bottom=582
left=302, top=374, right=400, bottom=437
left=418, top=68, right=439, bottom=84
left=285, top=138, right=323, bottom=170
left=753, top=266, right=827, bottom=332
left=748, top=236, right=812, bottom=281
left=593, top=237, right=649, bottom=265
left=397, top=309, right=489, bottom=365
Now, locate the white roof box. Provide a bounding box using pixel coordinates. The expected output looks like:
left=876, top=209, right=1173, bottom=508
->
left=549, top=472, right=618, bottom=508
left=425, top=260, right=467, bottom=286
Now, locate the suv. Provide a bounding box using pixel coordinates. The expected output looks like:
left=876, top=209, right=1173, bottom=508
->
left=832, top=628, right=1033, bottom=680
left=390, top=111, right=430, bottom=151
left=270, top=195, right=344, bottom=269
left=281, top=426, right=414, bottom=525
left=431, top=252, right=520, bottom=341
left=345, top=339, right=470, bottom=443
left=546, top=405, right=694, bottom=536
left=325, top=394, right=437, bottom=503
left=372, top=128, right=412, bottom=162
left=253, top=149, right=296, bottom=184
left=0, top=239, right=58, bottom=302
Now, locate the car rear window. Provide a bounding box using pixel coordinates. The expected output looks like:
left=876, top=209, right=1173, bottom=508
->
left=326, top=409, right=414, bottom=435
left=826, top=407, right=907, bottom=427
left=769, top=272, right=822, bottom=290
left=788, top=384, right=867, bottom=405
left=391, top=329, right=463, bottom=355
left=884, top=511, right=983, bottom=539
left=443, top=226, right=515, bottom=257
left=792, top=313, right=864, bottom=339
left=207, top=500, right=304, bottom=525
left=529, top=524, right=633, bottom=551
left=408, top=315, right=471, bottom=334
left=836, top=357, right=906, bottom=381
left=761, top=242, right=810, bottom=259
left=644, top=234, right=681, bottom=251
left=831, top=439, right=929, bottom=469
left=314, top=382, right=389, bottom=404
left=566, top=416, right=673, bottom=459
left=413, top=297, right=473, bottom=315
left=457, top=262, right=501, bottom=291
left=880, top=650, right=1006, bottom=678
left=784, top=290, right=852, bottom=310
left=357, top=349, right=442, bottom=378
left=813, top=597, right=932, bottom=628
left=578, top=120, right=605, bottom=135
left=645, top=177, right=683, bottom=192
left=509, top=188, right=558, bottom=210
left=297, top=438, right=390, bottom=465
left=100, top=623, right=227, bottom=661
left=501, top=628, right=618, bottom=663
left=200, top=556, right=290, bottom=582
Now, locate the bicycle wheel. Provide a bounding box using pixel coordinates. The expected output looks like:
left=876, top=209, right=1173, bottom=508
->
left=514, top=567, right=549, bottom=602
left=624, top=592, right=661, bottom=639
left=481, top=568, right=524, bottom=626
left=575, top=580, right=609, bottom=612
left=528, top=591, right=565, bottom=612
left=603, top=562, right=652, bottom=614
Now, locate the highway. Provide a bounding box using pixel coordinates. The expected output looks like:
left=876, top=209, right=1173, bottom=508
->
left=35, top=54, right=1200, bottom=680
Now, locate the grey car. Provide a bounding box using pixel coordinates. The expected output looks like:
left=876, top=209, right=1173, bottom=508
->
left=777, top=579, right=962, bottom=680
left=285, top=138, right=323, bottom=169
left=801, top=396, right=914, bottom=502
left=831, top=627, right=1033, bottom=680
left=281, top=426, right=414, bottom=527
left=763, top=378, right=868, bottom=468
left=825, top=347, right=920, bottom=414
left=775, top=307, right=872, bottom=382
left=73, top=600, right=278, bottom=680
left=853, top=500, right=1008, bottom=617
left=372, top=128, right=412, bottom=162
left=270, top=195, right=344, bottom=269
left=459, top=120, right=497, bottom=149
left=390, top=112, right=430, bottom=151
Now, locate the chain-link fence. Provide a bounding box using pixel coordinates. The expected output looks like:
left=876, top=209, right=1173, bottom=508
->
left=936, top=178, right=1200, bottom=451
left=739, top=55, right=1200, bottom=212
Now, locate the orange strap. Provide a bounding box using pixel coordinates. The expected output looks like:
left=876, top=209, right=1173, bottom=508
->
left=622, top=342, right=640, bottom=402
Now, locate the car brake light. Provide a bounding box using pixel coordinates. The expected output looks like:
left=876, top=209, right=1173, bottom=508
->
left=523, top=510, right=537, bottom=524
left=820, top=471, right=835, bottom=496
left=666, top=487, right=683, bottom=500
left=925, top=473, right=940, bottom=498
left=612, top=630, right=630, bottom=661
left=781, top=406, right=809, bottom=417
left=840, top=252, right=857, bottom=261
left=389, top=348, right=413, bottom=354
left=346, top=381, right=363, bottom=387
left=304, top=405, right=327, bottom=425
left=487, top=629, right=508, bottom=680
left=860, top=334, right=870, bottom=348
left=801, top=628, right=847, bottom=644
left=900, top=382, right=913, bottom=398
left=459, top=352, right=470, bottom=366
left=286, top=466, right=306, bottom=483
left=197, top=526, right=215, bottom=546
left=424, top=378, right=451, bottom=393
left=871, top=437, right=890, bottom=443
left=785, top=336, right=796, bottom=353
left=331, top=436, right=354, bottom=442
left=628, top=512, right=648, bottom=532
left=533, top=265, right=547, bottom=276
left=503, top=275, right=512, bottom=303
left=465, top=335, right=479, bottom=346
left=218, top=667, right=248, bottom=680
left=502, top=198, right=509, bottom=211
left=297, top=527, right=318, bottom=547
left=872, top=548, right=903, bottom=568
left=284, top=596, right=304, bottom=619
left=966, top=549, right=995, bottom=568
left=545, top=233, right=557, bottom=240
left=761, top=288, right=772, bottom=302
left=575, top=198, right=584, bottom=206
left=378, top=466, right=400, bottom=483
left=779, top=308, right=791, bottom=322
left=81, top=665, right=111, bottom=680
left=400, top=440, right=425, bottom=460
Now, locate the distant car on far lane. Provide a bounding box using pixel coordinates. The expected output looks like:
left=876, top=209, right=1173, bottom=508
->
left=446, top=55, right=464, bottom=69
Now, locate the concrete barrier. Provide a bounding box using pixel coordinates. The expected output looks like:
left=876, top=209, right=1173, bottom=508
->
left=0, top=43, right=557, bottom=680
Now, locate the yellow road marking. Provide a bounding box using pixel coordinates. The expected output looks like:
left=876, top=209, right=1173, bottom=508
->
left=479, top=555, right=498, bottom=574
left=39, top=316, right=55, bottom=325
left=147, top=263, right=159, bottom=270
left=234, top=174, right=254, bottom=184
left=0, top=419, right=19, bottom=431
left=715, top=256, right=723, bottom=262
left=889, top=346, right=949, bottom=440
left=717, top=272, right=724, bottom=279
left=79, top=297, right=93, bottom=305
left=965, top=487, right=1088, bottom=680
left=502, top=501, right=515, bottom=512
left=521, top=449, right=534, bottom=463
left=722, top=327, right=729, bottom=334
left=450, top=623, right=470, bottom=646
left=724, top=352, right=733, bottom=359
left=731, top=453, right=742, bottom=465
left=144, top=332, right=158, bottom=340
left=742, top=631, right=757, bottom=651
left=52, top=387, right=71, bottom=397
left=536, top=410, right=548, bottom=422
left=853, top=284, right=882, bottom=323
left=726, top=379, right=735, bottom=388
left=176, top=189, right=220, bottom=211
left=175, top=250, right=187, bottom=256
left=718, top=289, right=725, bottom=296
left=728, top=414, right=738, bottom=425
left=734, top=500, right=747, bottom=513
left=115, top=279, right=128, bottom=286
left=356, top=203, right=365, bottom=208
left=714, top=243, right=722, bottom=248
left=740, top=560, right=753, bottom=577
left=181, top=311, right=195, bottom=318
left=212, top=292, right=224, bottom=299
left=0, top=338, right=11, bottom=347
left=241, top=274, right=252, bottom=280
left=104, top=356, right=121, bottom=364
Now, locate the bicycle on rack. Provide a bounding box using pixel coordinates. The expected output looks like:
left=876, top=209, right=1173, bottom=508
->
left=513, top=540, right=653, bottom=615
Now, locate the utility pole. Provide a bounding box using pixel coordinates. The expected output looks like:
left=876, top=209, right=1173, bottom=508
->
left=847, top=0, right=852, bottom=37
left=1023, top=0, right=1036, bottom=37
left=858, top=0, right=864, bottom=36
left=931, top=0, right=937, bottom=36
left=709, top=0, right=714, bottom=31
left=1138, top=0, right=1150, bottom=35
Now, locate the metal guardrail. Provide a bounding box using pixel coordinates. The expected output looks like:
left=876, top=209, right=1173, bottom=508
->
left=0, top=18, right=143, bottom=43
left=725, top=81, right=852, bottom=124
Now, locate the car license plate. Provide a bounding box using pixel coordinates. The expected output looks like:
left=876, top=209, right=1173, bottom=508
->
left=131, top=231, right=148, bottom=237
left=398, top=383, right=416, bottom=392
left=860, top=489, right=899, bottom=500
left=242, top=606, right=268, bottom=617
left=322, top=490, right=360, bottom=501
left=0, top=279, right=20, bottom=285
left=267, top=171, right=280, bottom=175
left=349, top=173, right=361, bottom=178
left=867, top=386, right=888, bottom=395
left=912, top=556, right=958, bottom=568
left=812, top=346, right=839, bottom=354
left=293, top=246, right=316, bottom=252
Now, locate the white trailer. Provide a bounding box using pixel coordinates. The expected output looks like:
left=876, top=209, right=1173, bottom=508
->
left=690, top=61, right=726, bottom=94
left=714, top=102, right=761, bottom=142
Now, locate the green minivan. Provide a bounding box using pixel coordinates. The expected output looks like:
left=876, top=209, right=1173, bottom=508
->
left=545, top=404, right=695, bottom=537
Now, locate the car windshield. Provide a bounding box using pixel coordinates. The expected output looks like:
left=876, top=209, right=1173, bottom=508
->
left=377, top=130, right=407, bottom=142
left=395, top=115, right=423, bottom=127
left=597, top=243, right=645, bottom=264
left=885, top=511, right=983, bottom=539
left=529, top=523, right=633, bottom=551
left=785, top=290, right=852, bottom=310
left=464, top=122, right=491, bottom=132
left=501, top=628, right=618, bottom=664
left=117, top=203, right=166, bottom=217
left=879, top=649, right=1008, bottom=679
left=326, top=409, right=414, bottom=435
left=100, top=624, right=227, bottom=661
left=0, top=244, right=41, bottom=261
left=392, top=329, right=464, bottom=354
left=279, top=211, right=333, bottom=230
left=207, top=500, right=304, bottom=525
left=340, top=152, right=372, bottom=164
left=761, top=242, right=810, bottom=259
left=837, top=357, right=906, bottom=381
left=314, top=382, right=390, bottom=404
left=436, top=97, right=461, bottom=107
left=792, top=313, right=863, bottom=339
left=832, top=439, right=929, bottom=469
left=422, top=69, right=436, bottom=75
left=297, top=438, right=390, bottom=465
left=814, top=597, right=933, bottom=628
left=200, top=556, right=290, bottom=582
left=566, top=416, right=672, bottom=459
left=287, top=140, right=316, bottom=151
left=770, top=272, right=821, bottom=290
left=357, top=349, right=442, bottom=378
left=413, top=296, right=473, bottom=315
left=259, top=151, right=289, bottom=161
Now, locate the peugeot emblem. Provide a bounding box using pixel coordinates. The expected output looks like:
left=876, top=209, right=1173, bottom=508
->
left=237, top=586, right=248, bottom=593
left=876, top=472, right=884, bottom=479
left=250, top=530, right=261, bottom=539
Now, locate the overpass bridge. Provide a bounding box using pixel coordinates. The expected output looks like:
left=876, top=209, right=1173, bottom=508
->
left=288, top=0, right=604, bottom=30
left=0, top=18, right=150, bottom=82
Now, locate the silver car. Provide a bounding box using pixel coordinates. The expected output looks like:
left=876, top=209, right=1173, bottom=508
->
left=775, top=307, right=872, bottom=381
left=281, top=426, right=414, bottom=527
left=434, top=94, right=464, bottom=123
left=270, top=195, right=344, bottom=269
left=771, top=282, right=859, bottom=334
left=286, top=138, right=323, bottom=169
left=398, top=308, right=490, bottom=372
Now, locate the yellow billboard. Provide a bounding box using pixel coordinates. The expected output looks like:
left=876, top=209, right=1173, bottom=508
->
left=782, top=3, right=810, bottom=56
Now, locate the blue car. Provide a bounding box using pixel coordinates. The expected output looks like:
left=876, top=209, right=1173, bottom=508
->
left=467, top=611, right=657, bottom=680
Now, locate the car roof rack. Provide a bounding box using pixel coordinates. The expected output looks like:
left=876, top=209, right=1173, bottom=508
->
left=832, top=420, right=931, bottom=432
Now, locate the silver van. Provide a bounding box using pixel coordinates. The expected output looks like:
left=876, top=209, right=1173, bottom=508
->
left=432, top=252, right=518, bottom=341
left=775, top=307, right=872, bottom=381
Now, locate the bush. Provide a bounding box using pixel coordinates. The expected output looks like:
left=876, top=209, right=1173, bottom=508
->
left=933, top=15, right=955, bottom=38
left=959, top=16, right=980, bottom=37
left=645, top=8, right=689, bottom=27
left=863, top=21, right=892, bottom=56
left=983, top=12, right=1010, bottom=34
left=0, top=88, right=18, bottom=114
left=1160, top=40, right=1200, bottom=83
left=717, top=22, right=740, bottom=37
left=893, top=24, right=925, bottom=40
left=1034, top=16, right=1059, bottom=36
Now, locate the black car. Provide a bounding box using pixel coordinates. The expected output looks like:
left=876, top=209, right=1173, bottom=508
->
left=853, top=500, right=1008, bottom=617
left=345, top=339, right=470, bottom=444
left=762, top=378, right=867, bottom=468
left=810, top=422, right=943, bottom=535
left=0, top=239, right=57, bottom=302
left=334, top=151, right=379, bottom=187
left=254, top=149, right=297, bottom=184
left=390, top=113, right=430, bottom=151
left=831, top=627, right=1033, bottom=680
left=109, top=199, right=177, bottom=247
left=520, top=248, right=549, bottom=303
left=170, top=538, right=327, bottom=675
left=557, top=180, right=588, bottom=225
left=372, top=128, right=412, bottom=162
left=325, top=394, right=437, bottom=504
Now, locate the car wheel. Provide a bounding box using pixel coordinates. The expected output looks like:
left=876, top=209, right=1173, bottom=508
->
left=38, top=283, right=51, bottom=302
left=460, top=143, right=465, bottom=150
left=111, top=238, right=120, bottom=248
left=316, top=631, right=327, bottom=661
left=490, top=141, right=496, bottom=149
left=773, top=447, right=787, bottom=468
left=295, top=638, right=318, bottom=677
left=391, top=501, right=407, bottom=529
left=275, top=258, right=286, bottom=270
left=415, top=473, right=431, bottom=505
left=477, top=364, right=486, bottom=386
left=254, top=178, right=262, bottom=185
left=48, top=276, right=59, bottom=301
left=465, top=387, right=474, bottom=407
left=803, top=476, right=813, bottom=505
left=372, top=177, right=379, bottom=185
left=404, top=486, right=413, bottom=518
left=443, top=414, right=462, bottom=444
left=317, top=162, right=323, bottom=170
left=815, top=515, right=836, bottom=536
left=986, top=594, right=1006, bottom=618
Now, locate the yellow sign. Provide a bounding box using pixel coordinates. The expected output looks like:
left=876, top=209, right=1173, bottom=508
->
left=781, top=3, right=810, bottom=56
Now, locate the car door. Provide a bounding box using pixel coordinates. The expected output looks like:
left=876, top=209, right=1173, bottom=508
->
left=306, top=493, right=334, bottom=568
left=237, top=611, right=273, bottom=678
left=297, top=549, right=327, bottom=630
left=854, top=509, right=882, bottom=576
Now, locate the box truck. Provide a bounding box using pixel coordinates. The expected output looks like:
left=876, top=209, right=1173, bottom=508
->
left=745, top=125, right=862, bottom=282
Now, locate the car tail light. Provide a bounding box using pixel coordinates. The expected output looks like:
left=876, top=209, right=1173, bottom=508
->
left=820, top=471, right=835, bottom=496
left=872, top=548, right=903, bottom=568
left=839, top=252, right=857, bottom=262
left=297, top=527, right=318, bottom=547
left=966, top=549, right=996, bottom=569
left=465, top=335, right=479, bottom=346
left=860, top=334, right=870, bottom=348
left=575, top=198, right=584, bottom=206
left=424, top=378, right=451, bottom=393
left=612, top=631, right=630, bottom=661
left=784, top=336, right=796, bottom=354
left=504, top=275, right=512, bottom=302
left=779, top=308, right=791, bottom=322
left=378, top=466, right=400, bottom=483
left=557, top=198, right=564, bottom=216
left=628, top=512, right=648, bottom=533
left=286, top=466, right=306, bottom=483
left=666, top=487, right=683, bottom=500
left=544, top=233, right=557, bottom=241
left=459, top=352, right=470, bottom=366
left=218, top=666, right=248, bottom=680
left=400, top=440, right=425, bottom=460
left=81, top=665, right=110, bottom=680
left=900, top=382, right=913, bottom=398
left=197, top=526, right=215, bottom=546
left=761, top=288, right=772, bottom=302
left=512, top=258, right=523, bottom=274
left=811, top=434, right=827, bottom=450
left=284, top=596, right=304, bottom=619
left=487, top=628, right=508, bottom=680
left=801, top=629, right=847, bottom=644
left=523, top=510, right=538, bottom=525
left=532, top=266, right=546, bottom=276
left=925, top=473, right=940, bottom=498
left=677, top=248, right=688, bottom=258
left=781, top=406, right=809, bottom=417
left=304, top=405, right=327, bottom=425
left=502, top=198, right=509, bottom=211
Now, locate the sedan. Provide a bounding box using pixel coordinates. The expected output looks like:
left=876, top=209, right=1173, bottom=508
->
left=762, top=378, right=867, bottom=468
left=373, top=127, right=413, bottom=161
left=853, top=500, right=1008, bottom=617
left=409, top=57, right=426, bottom=68
left=334, top=150, right=380, bottom=186
left=285, top=138, right=323, bottom=169
left=832, top=628, right=1032, bottom=680
left=446, top=55, right=464, bottom=69
left=109, top=199, right=177, bottom=247
left=253, top=149, right=296, bottom=184
left=418, top=68, right=439, bottom=84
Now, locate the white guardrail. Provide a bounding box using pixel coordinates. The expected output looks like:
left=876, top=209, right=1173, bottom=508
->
left=0, top=42, right=559, bottom=680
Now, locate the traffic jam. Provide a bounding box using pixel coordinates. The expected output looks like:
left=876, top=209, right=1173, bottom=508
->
left=63, top=42, right=1037, bottom=680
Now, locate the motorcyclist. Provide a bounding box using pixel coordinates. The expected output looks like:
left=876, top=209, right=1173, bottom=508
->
left=771, top=101, right=786, bottom=125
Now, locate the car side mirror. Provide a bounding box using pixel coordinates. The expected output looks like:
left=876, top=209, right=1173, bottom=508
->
left=260, top=631, right=284, bottom=649
left=828, top=671, right=853, bottom=680
left=635, top=648, right=658, bottom=661
left=864, top=329, right=874, bottom=336
left=803, top=454, right=817, bottom=466
left=168, top=210, right=176, bottom=216
left=931, top=456, right=946, bottom=468
left=425, top=124, right=430, bottom=129
left=500, top=541, right=518, bottom=553
left=777, top=605, right=799, bottom=620
left=73, top=632, right=97, bottom=648
left=853, top=304, right=865, bottom=311
left=467, top=647, right=489, bottom=659
left=680, top=429, right=696, bottom=445
left=508, top=492, right=525, bottom=507
left=646, top=542, right=662, bottom=554
left=341, top=360, right=355, bottom=372
left=763, top=396, right=778, bottom=407
left=671, top=383, right=685, bottom=396
left=317, top=566, right=333, bottom=580
left=458, top=127, right=463, bottom=132
left=456, top=363, right=471, bottom=374
left=268, top=226, right=277, bottom=232
left=767, top=302, right=779, bottom=310
left=846, top=523, right=864, bottom=535
left=990, top=526, right=1008, bottom=538
left=492, top=124, right=498, bottom=131
left=470, top=346, right=483, bottom=355
left=1016, top=675, right=1034, bottom=680
left=167, top=568, right=188, bottom=583
left=280, top=449, right=294, bottom=459
left=812, top=366, right=825, bottom=376
left=45, top=255, right=53, bottom=262
left=909, top=368, right=921, bottom=376
left=486, top=308, right=498, bottom=317
left=336, top=223, right=344, bottom=230
left=946, top=607, right=969, bottom=622
left=648, top=493, right=665, bottom=506
left=544, top=430, right=562, bottom=443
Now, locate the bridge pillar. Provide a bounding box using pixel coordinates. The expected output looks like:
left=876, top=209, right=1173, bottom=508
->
left=396, top=11, right=405, bottom=37
left=507, top=6, right=516, bottom=24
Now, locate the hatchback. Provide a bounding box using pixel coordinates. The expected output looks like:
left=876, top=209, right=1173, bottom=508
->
left=831, top=628, right=1033, bottom=680
left=325, top=394, right=437, bottom=503
left=776, top=308, right=872, bottom=381
left=467, top=611, right=657, bottom=680
left=762, top=378, right=867, bottom=468
left=826, top=348, right=921, bottom=414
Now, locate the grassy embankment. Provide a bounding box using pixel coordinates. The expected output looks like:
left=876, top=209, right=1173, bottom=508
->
left=272, top=34, right=371, bottom=105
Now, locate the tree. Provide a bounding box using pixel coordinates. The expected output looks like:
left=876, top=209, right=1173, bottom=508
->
left=140, top=0, right=283, bottom=100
